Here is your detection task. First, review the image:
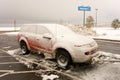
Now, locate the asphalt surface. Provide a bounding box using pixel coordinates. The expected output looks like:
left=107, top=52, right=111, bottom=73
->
left=0, top=34, right=44, bottom=80
left=0, top=33, right=120, bottom=80
left=0, top=51, right=43, bottom=80
left=96, top=40, right=120, bottom=54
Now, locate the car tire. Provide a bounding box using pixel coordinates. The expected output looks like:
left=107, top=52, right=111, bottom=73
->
left=20, top=41, right=30, bottom=55
left=56, top=50, right=71, bottom=68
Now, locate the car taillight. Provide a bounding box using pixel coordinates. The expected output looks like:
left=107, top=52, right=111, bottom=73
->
left=85, top=51, right=92, bottom=55
left=85, top=49, right=97, bottom=55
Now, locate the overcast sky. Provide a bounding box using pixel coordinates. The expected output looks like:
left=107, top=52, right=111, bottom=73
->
left=0, top=0, right=120, bottom=24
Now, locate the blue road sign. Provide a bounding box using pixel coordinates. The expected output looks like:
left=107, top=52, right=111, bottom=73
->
left=78, top=6, right=91, bottom=11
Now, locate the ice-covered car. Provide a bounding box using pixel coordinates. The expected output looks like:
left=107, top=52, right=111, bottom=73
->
left=18, top=23, right=98, bottom=67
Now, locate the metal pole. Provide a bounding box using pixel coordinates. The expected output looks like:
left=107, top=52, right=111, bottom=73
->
left=95, top=9, right=98, bottom=27
left=14, top=19, right=16, bottom=31
left=83, top=10, right=86, bottom=27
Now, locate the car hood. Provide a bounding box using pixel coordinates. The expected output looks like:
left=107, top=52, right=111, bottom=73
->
left=57, top=34, right=95, bottom=45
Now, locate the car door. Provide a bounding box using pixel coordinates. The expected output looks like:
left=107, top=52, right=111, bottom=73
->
left=25, top=25, right=38, bottom=51
left=36, top=25, right=53, bottom=53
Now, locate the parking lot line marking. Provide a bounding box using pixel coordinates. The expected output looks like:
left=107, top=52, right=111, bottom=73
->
left=11, top=70, right=50, bottom=74
left=15, top=55, right=81, bottom=80
left=0, top=70, right=51, bottom=77
left=0, top=70, right=14, bottom=78
left=0, top=56, right=12, bottom=58
left=0, top=70, right=14, bottom=72
left=0, top=72, right=10, bottom=77
left=0, top=70, right=53, bottom=75
left=0, top=49, right=7, bottom=53
left=0, top=62, right=21, bottom=65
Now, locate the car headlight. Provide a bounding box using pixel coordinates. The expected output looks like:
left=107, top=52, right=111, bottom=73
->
left=74, top=41, right=96, bottom=47
left=74, top=45, right=82, bottom=47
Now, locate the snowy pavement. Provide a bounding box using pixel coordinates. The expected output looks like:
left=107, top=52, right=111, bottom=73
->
left=0, top=26, right=120, bottom=80
left=6, top=48, right=120, bottom=80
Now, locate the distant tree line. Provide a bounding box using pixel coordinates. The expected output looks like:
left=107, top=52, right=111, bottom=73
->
left=85, top=16, right=120, bottom=29
left=111, top=19, right=120, bottom=29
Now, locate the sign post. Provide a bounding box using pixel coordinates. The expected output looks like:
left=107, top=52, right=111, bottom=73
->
left=14, top=19, right=16, bottom=31
left=83, top=10, right=85, bottom=26
left=78, top=6, right=91, bottom=26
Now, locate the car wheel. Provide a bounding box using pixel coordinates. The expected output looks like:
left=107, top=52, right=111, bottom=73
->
left=20, top=42, right=30, bottom=55
left=56, top=50, right=71, bottom=68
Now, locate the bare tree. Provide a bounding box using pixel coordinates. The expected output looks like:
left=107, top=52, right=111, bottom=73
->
left=111, top=19, right=120, bottom=29
left=86, top=16, right=94, bottom=28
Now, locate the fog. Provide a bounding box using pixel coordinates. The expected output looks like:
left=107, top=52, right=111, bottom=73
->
left=0, top=0, right=119, bottom=24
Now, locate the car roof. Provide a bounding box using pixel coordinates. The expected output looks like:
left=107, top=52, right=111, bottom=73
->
left=23, top=23, right=66, bottom=31
left=23, top=23, right=74, bottom=35
left=23, top=23, right=62, bottom=29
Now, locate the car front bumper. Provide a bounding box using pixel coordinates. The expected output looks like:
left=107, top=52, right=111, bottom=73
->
left=71, top=46, right=99, bottom=63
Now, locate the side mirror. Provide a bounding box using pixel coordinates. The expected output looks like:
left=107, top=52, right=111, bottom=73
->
left=43, top=33, right=52, bottom=40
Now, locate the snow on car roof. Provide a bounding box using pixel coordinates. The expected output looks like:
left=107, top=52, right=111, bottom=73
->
left=39, top=23, right=75, bottom=35
left=23, top=23, right=75, bottom=35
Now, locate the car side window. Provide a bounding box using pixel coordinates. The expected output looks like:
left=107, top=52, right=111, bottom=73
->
left=37, top=26, right=50, bottom=34
left=27, top=25, right=37, bottom=33
left=21, top=25, right=37, bottom=34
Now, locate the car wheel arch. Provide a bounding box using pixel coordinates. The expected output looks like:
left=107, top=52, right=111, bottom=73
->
left=55, top=48, right=73, bottom=62
left=19, top=39, right=30, bottom=50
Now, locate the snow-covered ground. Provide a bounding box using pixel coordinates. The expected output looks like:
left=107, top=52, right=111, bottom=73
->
left=1, top=32, right=19, bottom=35
left=92, top=27, right=120, bottom=41
left=66, top=24, right=120, bottom=41
left=0, top=27, right=20, bottom=31
left=0, top=27, right=19, bottom=35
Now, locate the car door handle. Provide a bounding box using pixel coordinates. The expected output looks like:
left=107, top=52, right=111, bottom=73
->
left=43, top=36, right=51, bottom=40
left=36, top=38, right=39, bottom=40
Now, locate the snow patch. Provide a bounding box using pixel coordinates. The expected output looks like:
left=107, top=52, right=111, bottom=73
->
left=0, top=27, right=20, bottom=31
left=7, top=49, right=20, bottom=56
left=92, top=27, right=120, bottom=40
left=41, top=74, right=59, bottom=80
left=1, top=32, right=19, bottom=35
left=99, top=51, right=120, bottom=59
left=92, top=51, right=120, bottom=64
left=7, top=50, right=16, bottom=55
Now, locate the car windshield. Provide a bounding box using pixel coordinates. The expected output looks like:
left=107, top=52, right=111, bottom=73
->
left=45, top=24, right=75, bottom=36
left=56, top=25, right=75, bottom=35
